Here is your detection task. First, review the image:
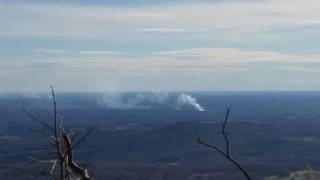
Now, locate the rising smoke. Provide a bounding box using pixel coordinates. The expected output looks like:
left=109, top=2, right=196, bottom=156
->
left=177, top=93, right=205, bottom=111
left=98, top=92, right=205, bottom=111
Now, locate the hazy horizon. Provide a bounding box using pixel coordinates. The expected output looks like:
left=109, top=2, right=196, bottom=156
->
left=3, top=89, right=320, bottom=93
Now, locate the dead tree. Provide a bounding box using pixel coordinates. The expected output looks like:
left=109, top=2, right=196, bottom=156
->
left=23, top=86, right=94, bottom=180
left=196, top=106, right=252, bottom=180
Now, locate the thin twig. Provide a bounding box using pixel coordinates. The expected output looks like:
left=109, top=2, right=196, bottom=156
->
left=72, top=126, right=95, bottom=149
left=222, top=106, right=231, bottom=156
left=23, top=109, right=54, bottom=134
left=59, top=113, right=63, bottom=137
left=70, top=130, right=80, bottom=143
left=51, top=86, right=65, bottom=180
left=197, top=106, right=252, bottom=180
left=83, top=151, right=93, bottom=169
left=50, top=159, right=57, bottom=175
left=197, top=137, right=227, bottom=157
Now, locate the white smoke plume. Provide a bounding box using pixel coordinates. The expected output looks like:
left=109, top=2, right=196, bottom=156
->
left=126, top=92, right=169, bottom=107
left=98, top=92, right=205, bottom=111
left=177, top=93, right=205, bottom=111
left=98, top=92, right=170, bottom=109
left=97, top=93, right=129, bottom=109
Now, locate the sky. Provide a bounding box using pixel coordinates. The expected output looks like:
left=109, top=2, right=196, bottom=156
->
left=1, top=0, right=320, bottom=92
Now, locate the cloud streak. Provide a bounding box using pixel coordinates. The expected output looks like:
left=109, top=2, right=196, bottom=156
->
left=1, top=0, right=320, bottom=40
left=4, top=48, right=320, bottom=73
left=33, top=49, right=71, bottom=54
left=79, top=51, right=126, bottom=55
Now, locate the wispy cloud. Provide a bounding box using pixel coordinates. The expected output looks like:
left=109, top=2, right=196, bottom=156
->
left=32, top=49, right=126, bottom=56
left=275, top=66, right=305, bottom=72
left=3, top=47, right=320, bottom=91
left=138, top=28, right=205, bottom=33
left=2, top=0, right=320, bottom=91
left=119, top=12, right=170, bottom=18
left=1, top=0, right=320, bottom=40
left=14, top=48, right=320, bottom=73
left=152, top=48, right=320, bottom=64
left=32, top=48, right=70, bottom=54
left=79, top=51, right=126, bottom=55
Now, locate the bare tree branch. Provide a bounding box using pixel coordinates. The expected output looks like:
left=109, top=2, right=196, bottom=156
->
left=63, top=134, right=90, bottom=180
left=222, top=106, right=231, bottom=156
left=72, top=126, right=95, bottom=149
left=23, top=109, right=54, bottom=134
left=197, top=136, right=227, bottom=157
left=50, top=159, right=57, bottom=175
left=30, top=126, right=52, bottom=138
left=83, top=152, right=93, bottom=169
left=59, top=113, right=63, bottom=138
left=70, top=130, right=80, bottom=143
left=196, top=106, right=252, bottom=180
left=50, top=86, right=65, bottom=180
left=25, top=86, right=94, bottom=180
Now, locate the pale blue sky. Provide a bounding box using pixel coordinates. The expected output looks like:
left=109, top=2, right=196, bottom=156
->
left=1, top=0, right=320, bottom=92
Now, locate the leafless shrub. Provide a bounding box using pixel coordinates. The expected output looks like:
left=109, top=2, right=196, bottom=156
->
left=23, top=86, right=94, bottom=180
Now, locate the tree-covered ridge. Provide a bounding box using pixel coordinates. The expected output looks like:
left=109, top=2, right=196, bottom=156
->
left=264, top=170, right=320, bottom=180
